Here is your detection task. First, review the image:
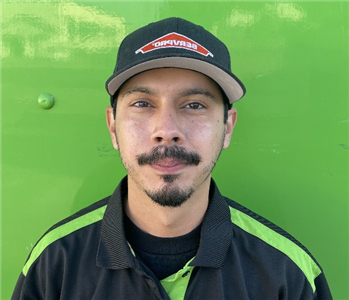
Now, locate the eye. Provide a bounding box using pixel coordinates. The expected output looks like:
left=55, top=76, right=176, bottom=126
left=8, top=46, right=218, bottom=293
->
left=185, top=102, right=205, bottom=110
left=132, top=101, right=151, bottom=108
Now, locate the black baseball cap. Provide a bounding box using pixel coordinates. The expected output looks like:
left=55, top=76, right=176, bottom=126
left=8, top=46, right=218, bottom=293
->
left=105, top=17, right=246, bottom=105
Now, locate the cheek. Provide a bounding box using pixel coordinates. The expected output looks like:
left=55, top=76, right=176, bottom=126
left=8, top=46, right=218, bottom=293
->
left=187, top=123, right=225, bottom=162
left=115, top=119, right=149, bottom=150
left=194, top=118, right=225, bottom=141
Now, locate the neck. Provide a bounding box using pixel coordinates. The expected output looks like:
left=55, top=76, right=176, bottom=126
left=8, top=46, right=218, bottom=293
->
left=124, top=176, right=211, bottom=237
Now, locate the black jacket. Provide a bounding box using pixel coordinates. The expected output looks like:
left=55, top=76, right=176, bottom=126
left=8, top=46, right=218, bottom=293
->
left=12, top=178, right=332, bottom=300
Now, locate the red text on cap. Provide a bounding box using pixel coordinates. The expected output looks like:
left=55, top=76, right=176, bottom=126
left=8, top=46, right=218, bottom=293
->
left=135, top=32, right=214, bottom=57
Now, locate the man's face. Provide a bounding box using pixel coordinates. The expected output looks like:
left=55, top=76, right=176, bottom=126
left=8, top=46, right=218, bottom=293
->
left=106, top=68, right=237, bottom=207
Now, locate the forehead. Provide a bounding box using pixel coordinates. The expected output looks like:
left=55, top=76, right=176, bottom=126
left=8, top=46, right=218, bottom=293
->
left=118, top=68, right=223, bottom=98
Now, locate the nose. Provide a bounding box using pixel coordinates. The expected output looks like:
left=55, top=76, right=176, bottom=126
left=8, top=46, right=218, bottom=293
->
left=150, top=108, right=184, bottom=145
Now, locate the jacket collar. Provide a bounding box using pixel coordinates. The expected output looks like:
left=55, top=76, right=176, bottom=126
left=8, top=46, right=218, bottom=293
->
left=97, top=176, right=233, bottom=270
left=190, top=180, right=233, bottom=268
left=97, top=177, right=133, bottom=269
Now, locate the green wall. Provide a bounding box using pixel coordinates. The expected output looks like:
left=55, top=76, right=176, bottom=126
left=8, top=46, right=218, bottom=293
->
left=1, top=1, right=348, bottom=299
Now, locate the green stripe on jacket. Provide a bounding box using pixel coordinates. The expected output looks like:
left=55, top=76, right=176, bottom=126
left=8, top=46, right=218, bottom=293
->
left=229, top=206, right=321, bottom=293
left=22, top=205, right=107, bottom=276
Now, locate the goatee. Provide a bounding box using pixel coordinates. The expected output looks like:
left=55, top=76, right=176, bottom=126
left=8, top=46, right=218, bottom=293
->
left=136, top=145, right=200, bottom=207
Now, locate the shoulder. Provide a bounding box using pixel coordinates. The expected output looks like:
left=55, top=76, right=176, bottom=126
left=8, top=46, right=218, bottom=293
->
left=225, top=197, right=322, bottom=293
left=22, top=196, right=110, bottom=276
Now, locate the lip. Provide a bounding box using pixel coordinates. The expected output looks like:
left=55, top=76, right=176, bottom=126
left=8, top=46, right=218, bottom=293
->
left=150, top=158, right=188, bottom=173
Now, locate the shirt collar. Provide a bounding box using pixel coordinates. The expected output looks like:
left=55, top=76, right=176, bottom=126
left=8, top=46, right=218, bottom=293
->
left=97, top=176, right=233, bottom=270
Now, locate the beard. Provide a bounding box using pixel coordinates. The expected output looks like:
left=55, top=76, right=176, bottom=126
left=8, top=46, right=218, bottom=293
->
left=136, top=144, right=223, bottom=208
left=116, top=131, right=225, bottom=208
left=136, top=145, right=201, bottom=207
left=144, top=178, right=194, bottom=207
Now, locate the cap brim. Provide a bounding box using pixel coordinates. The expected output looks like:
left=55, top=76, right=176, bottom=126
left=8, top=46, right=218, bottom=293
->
left=106, top=57, right=245, bottom=104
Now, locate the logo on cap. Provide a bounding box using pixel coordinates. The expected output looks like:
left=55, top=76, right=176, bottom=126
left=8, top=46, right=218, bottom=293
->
left=135, top=32, right=214, bottom=57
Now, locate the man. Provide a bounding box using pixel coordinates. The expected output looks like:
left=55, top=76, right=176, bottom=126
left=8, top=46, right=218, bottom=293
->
left=12, top=17, right=332, bottom=300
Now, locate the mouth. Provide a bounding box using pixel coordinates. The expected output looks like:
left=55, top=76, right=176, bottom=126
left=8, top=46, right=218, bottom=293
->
left=150, top=158, right=188, bottom=173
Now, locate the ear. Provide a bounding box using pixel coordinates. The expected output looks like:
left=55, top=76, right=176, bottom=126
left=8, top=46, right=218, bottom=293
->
left=106, top=106, right=119, bottom=150
left=223, top=107, right=237, bottom=149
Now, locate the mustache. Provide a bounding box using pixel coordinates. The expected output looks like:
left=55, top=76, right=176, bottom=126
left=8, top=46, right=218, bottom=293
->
left=137, top=145, right=201, bottom=166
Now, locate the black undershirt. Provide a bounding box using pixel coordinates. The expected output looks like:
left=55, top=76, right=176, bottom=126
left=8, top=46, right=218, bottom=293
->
left=124, top=213, right=201, bottom=280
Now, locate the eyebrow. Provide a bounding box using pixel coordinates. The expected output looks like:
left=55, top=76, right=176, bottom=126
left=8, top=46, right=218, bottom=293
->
left=121, top=86, right=218, bottom=102
left=180, top=88, right=218, bottom=102
left=121, top=86, right=156, bottom=99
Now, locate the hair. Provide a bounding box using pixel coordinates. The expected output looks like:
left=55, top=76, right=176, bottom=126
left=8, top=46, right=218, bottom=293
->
left=220, top=87, right=233, bottom=123
left=111, top=86, right=232, bottom=123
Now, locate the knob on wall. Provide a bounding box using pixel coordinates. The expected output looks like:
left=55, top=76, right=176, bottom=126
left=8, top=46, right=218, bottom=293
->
left=38, top=93, right=55, bottom=110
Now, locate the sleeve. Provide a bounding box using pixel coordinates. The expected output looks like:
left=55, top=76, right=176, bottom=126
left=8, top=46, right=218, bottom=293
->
left=11, top=267, right=46, bottom=300
left=11, top=248, right=64, bottom=300
left=11, top=273, right=27, bottom=300
left=313, top=272, right=333, bottom=300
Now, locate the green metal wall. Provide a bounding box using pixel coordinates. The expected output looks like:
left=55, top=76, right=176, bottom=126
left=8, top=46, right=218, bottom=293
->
left=1, top=1, right=348, bottom=299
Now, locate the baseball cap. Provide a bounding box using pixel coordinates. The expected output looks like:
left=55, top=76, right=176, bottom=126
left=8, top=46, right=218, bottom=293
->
left=105, top=17, right=246, bottom=105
